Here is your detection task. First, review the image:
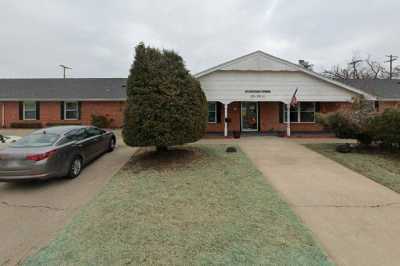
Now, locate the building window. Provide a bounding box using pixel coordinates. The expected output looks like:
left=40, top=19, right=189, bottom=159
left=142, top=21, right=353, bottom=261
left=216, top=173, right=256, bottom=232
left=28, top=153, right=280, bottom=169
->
left=23, top=101, right=37, bottom=120
left=64, top=102, right=79, bottom=120
left=283, top=102, right=316, bottom=123
left=208, top=102, right=217, bottom=123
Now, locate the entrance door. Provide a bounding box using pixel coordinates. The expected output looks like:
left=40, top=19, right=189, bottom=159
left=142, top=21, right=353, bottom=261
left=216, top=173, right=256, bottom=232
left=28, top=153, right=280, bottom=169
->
left=241, top=102, right=258, bottom=131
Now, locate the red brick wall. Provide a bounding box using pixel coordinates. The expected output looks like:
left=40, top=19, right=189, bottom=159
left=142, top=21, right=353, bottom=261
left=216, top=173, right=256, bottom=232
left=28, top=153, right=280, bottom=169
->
left=2, top=102, right=19, bottom=128
left=81, top=101, right=125, bottom=128
left=264, top=102, right=352, bottom=133
left=378, top=101, right=400, bottom=112
left=206, top=101, right=353, bottom=134
left=40, top=102, right=63, bottom=124
left=1, top=101, right=125, bottom=128
left=4, top=100, right=395, bottom=132
left=206, top=102, right=241, bottom=133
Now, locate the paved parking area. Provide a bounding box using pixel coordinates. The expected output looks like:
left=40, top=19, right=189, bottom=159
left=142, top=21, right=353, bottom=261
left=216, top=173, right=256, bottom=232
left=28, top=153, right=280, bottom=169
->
left=0, top=130, right=136, bottom=265
left=3, top=133, right=399, bottom=265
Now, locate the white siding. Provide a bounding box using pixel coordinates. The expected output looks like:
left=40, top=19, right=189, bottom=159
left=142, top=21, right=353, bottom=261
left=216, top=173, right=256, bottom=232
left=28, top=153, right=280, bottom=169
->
left=220, top=52, right=297, bottom=72
left=199, top=70, right=358, bottom=104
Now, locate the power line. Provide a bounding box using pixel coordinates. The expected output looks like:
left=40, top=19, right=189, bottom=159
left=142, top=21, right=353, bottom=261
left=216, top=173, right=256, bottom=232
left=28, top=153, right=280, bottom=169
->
left=59, top=64, right=72, bottom=79
left=385, top=55, right=398, bottom=80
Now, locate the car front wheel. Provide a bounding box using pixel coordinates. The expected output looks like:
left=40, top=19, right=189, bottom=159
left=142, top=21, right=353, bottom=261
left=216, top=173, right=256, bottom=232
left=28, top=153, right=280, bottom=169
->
left=67, top=156, right=83, bottom=179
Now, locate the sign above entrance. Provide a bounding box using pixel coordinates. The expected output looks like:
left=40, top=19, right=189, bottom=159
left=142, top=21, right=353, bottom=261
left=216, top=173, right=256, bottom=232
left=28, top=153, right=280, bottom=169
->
left=245, top=89, right=271, bottom=99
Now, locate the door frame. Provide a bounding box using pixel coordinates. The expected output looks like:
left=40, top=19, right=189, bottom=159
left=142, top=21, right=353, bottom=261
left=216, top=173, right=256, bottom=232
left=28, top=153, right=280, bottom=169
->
left=241, top=101, right=259, bottom=132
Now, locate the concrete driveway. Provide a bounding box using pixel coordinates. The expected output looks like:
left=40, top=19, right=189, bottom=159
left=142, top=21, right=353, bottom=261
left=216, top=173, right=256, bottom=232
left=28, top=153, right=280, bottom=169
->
left=0, top=130, right=136, bottom=266
left=227, top=137, right=400, bottom=266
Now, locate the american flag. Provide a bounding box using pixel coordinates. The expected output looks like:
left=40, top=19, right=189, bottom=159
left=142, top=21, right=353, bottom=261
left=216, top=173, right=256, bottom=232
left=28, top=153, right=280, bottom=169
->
left=290, top=88, right=298, bottom=107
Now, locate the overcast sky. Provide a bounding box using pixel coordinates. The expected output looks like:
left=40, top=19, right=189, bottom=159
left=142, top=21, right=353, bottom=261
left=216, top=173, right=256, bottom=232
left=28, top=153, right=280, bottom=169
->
left=1, top=0, right=399, bottom=78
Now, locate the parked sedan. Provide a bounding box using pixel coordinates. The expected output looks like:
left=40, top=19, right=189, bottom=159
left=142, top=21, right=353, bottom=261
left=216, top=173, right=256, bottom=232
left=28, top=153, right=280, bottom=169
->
left=0, top=126, right=116, bottom=182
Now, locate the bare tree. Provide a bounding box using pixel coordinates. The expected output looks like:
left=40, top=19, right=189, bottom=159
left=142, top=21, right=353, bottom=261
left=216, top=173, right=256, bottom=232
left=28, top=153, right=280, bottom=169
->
left=364, top=56, right=386, bottom=79
left=323, top=65, right=351, bottom=80
left=323, top=54, right=399, bottom=80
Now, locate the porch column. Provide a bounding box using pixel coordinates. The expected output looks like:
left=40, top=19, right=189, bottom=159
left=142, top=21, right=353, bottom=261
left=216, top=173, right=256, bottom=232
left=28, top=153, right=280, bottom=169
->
left=286, top=103, right=291, bottom=137
left=224, top=103, right=228, bottom=137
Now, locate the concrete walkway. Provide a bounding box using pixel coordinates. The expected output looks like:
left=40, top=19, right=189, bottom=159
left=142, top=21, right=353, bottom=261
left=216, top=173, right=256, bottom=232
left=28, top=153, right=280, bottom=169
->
left=234, top=137, right=400, bottom=266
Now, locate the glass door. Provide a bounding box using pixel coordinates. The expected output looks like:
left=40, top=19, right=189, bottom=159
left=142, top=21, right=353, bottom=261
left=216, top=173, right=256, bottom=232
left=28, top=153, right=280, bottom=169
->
left=241, top=102, right=258, bottom=131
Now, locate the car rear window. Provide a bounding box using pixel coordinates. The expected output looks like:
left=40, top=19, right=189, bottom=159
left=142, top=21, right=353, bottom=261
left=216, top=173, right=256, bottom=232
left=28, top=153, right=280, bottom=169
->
left=10, top=133, right=60, bottom=148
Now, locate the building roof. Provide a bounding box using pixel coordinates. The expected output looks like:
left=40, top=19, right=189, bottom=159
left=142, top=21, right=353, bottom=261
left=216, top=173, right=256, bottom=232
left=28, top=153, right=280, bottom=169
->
left=0, top=78, right=127, bottom=101
left=195, top=50, right=376, bottom=100
left=342, top=79, right=400, bottom=100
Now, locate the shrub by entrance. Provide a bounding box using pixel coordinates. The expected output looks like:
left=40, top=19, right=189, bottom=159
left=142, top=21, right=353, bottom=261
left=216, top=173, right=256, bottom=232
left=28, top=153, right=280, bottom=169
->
left=318, top=98, right=400, bottom=149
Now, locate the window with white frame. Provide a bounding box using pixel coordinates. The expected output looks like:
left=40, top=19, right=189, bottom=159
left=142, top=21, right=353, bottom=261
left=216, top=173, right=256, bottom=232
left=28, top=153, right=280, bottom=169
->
left=23, top=101, right=37, bottom=120
left=64, top=102, right=79, bottom=120
left=283, top=102, right=316, bottom=123
left=208, top=102, right=217, bottom=123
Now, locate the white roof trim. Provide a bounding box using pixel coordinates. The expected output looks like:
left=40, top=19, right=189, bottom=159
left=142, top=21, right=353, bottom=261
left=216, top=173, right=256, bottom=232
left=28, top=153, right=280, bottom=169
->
left=195, top=50, right=376, bottom=100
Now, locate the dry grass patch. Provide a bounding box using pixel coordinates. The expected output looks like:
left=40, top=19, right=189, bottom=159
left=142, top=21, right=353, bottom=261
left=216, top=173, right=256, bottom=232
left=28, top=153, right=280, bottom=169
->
left=25, top=145, right=332, bottom=266
left=306, top=143, right=400, bottom=193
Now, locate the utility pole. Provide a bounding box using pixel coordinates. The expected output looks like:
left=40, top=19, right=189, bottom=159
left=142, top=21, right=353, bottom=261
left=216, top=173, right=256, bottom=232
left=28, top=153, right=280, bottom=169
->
left=349, top=59, right=362, bottom=79
left=59, top=64, right=72, bottom=79
left=385, top=55, right=398, bottom=79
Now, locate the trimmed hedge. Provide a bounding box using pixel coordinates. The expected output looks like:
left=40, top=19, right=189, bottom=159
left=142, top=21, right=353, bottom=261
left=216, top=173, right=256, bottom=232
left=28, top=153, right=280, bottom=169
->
left=46, top=122, right=82, bottom=127
left=368, top=109, right=400, bottom=147
left=317, top=112, right=358, bottom=139
left=317, top=98, right=375, bottom=145
left=319, top=108, right=400, bottom=148
left=91, top=114, right=114, bottom=128
left=10, top=122, right=42, bottom=129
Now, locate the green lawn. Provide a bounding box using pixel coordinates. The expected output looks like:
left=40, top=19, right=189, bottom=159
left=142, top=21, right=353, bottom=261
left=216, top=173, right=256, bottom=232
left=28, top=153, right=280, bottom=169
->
left=25, top=145, right=332, bottom=266
left=305, top=143, right=400, bottom=193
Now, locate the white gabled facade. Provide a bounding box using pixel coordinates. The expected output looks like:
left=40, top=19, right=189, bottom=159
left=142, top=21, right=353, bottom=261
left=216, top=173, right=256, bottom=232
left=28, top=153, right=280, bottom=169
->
left=195, top=50, right=375, bottom=105
left=199, top=71, right=363, bottom=104
left=195, top=51, right=376, bottom=137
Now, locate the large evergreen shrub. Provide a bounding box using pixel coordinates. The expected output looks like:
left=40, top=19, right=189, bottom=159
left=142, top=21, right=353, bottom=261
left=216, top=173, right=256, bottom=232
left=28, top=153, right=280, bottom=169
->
left=122, top=43, right=208, bottom=150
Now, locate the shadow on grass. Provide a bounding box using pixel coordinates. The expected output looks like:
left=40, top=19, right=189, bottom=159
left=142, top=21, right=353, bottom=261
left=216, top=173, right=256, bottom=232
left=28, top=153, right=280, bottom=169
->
left=126, top=146, right=206, bottom=172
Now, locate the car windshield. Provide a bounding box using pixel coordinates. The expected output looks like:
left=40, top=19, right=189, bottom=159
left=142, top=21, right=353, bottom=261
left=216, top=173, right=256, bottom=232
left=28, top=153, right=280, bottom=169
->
left=10, top=133, right=60, bottom=148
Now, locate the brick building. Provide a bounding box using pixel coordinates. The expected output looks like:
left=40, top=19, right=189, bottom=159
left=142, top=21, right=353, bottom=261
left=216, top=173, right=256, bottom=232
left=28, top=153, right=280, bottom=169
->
left=0, top=51, right=398, bottom=136
left=0, top=78, right=126, bottom=128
